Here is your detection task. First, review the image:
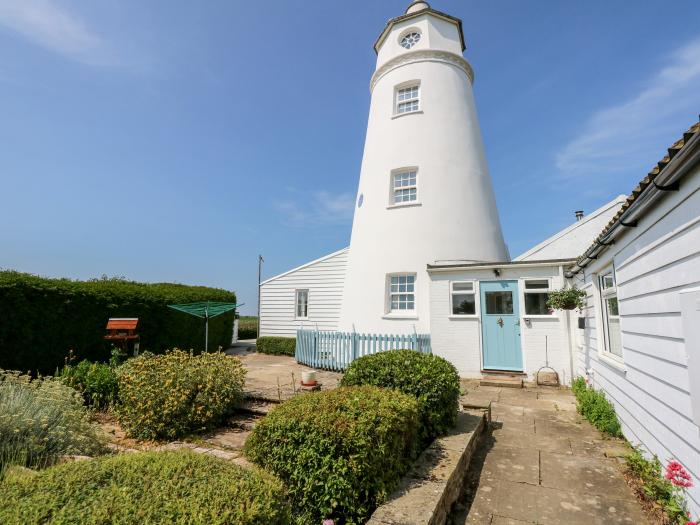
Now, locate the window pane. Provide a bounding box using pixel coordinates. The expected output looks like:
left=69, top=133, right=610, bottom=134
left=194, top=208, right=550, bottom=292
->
left=296, top=290, right=308, bottom=317
left=452, top=293, right=475, bottom=315
left=453, top=282, right=473, bottom=292
left=485, top=291, right=513, bottom=314
left=525, top=280, right=549, bottom=290
left=606, top=297, right=619, bottom=316
left=602, top=274, right=615, bottom=289
left=525, top=292, right=550, bottom=315
left=608, top=317, right=622, bottom=357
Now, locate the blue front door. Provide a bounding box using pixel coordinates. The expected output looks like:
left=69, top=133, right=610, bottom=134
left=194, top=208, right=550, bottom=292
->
left=480, top=280, right=523, bottom=371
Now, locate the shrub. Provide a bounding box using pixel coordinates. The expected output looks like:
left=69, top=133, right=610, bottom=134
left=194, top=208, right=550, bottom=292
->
left=245, top=386, right=420, bottom=524
left=340, top=350, right=460, bottom=443
left=256, top=336, right=295, bottom=356
left=626, top=448, right=691, bottom=524
left=116, top=350, right=246, bottom=440
left=237, top=317, right=258, bottom=340
left=571, top=377, right=622, bottom=437
left=59, top=359, right=118, bottom=409
left=0, top=450, right=291, bottom=524
left=0, top=371, right=105, bottom=474
left=0, top=271, right=236, bottom=375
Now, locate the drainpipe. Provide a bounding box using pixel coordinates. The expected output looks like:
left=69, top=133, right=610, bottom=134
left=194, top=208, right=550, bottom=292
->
left=560, top=265, right=576, bottom=385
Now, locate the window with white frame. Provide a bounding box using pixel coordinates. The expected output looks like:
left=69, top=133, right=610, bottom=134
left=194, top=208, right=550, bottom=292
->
left=295, top=289, right=309, bottom=319
left=396, top=84, right=420, bottom=114
left=451, top=281, right=476, bottom=315
left=523, top=279, right=553, bottom=316
left=600, top=271, right=622, bottom=358
left=388, top=274, right=415, bottom=312
left=392, top=170, right=417, bottom=204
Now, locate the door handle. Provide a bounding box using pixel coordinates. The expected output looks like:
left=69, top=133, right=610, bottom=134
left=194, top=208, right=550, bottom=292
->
left=496, top=317, right=504, bottom=327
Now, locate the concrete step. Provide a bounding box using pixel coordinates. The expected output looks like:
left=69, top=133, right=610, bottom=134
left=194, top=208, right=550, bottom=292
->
left=480, top=375, right=523, bottom=389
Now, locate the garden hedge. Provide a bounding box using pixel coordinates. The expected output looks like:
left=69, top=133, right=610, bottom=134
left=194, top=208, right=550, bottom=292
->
left=255, top=336, right=295, bottom=356
left=0, top=271, right=236, bottom=374
left=245, top=385, right=420, bottom=524
left=341, top=350, right=460, bottom=444
left=0, top=450, right=292, bottom=524
left=116, top=350, right=246, bottom=440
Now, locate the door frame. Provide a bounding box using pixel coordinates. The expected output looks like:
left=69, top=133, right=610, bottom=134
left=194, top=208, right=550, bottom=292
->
left=479, top=280, right=524, bottom=372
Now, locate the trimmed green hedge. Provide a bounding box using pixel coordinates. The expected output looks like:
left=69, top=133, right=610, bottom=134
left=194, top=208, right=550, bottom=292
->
left=571, top=377, right=622, bottom=437
left=341, top=350, right=460, bottom=444
left=116, top=351, right=246, bottom=440
left=0, top=450, right=292, bottom=524
left=255, top=336, right=295, bottom=356
left=0, top=271, right=236, bottom=374
left=245, top=386, right=420, bottom=524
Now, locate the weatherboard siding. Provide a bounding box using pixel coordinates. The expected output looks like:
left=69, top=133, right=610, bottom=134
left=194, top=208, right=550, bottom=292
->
left=574, top=164, right=700, bottom=516
left=259, top=249, right=348, bottom=338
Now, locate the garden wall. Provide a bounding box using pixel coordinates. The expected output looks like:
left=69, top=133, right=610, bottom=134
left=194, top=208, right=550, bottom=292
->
left=0, top=271, right=236, bottom=374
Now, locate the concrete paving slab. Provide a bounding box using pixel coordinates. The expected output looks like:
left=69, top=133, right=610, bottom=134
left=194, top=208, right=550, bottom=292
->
left=540, top=452, right=632, bottom=498
left=492, top=480, right=540, bottom=523
left=536, top=487, right=650, bottom=525
left=482, top=446, right=539, bottom=485
left=491, top=516, right=536, bottom=525
left=491, top=428, right=572, bottom=454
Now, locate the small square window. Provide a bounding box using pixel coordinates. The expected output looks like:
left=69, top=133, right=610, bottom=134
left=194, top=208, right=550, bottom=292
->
left=388, top=274, right=416, bottom=312
left=451, top=281, right=476, bottom=315
left=395, top=84, right=420, bottom=115
left=524, top=279, right=552, bottom=315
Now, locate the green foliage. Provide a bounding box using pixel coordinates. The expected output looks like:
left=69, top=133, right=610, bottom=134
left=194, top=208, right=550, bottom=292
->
left=340, top=350, right=460, bottom=444
left=59, top=358, right=118, bottom=409
left=571, top=377, right=622, bottom=437
left=626, top=448, right=690, bottom=524
left=256, top=336, right=295, bottom=356
left=116, top=350, right=246, bottom=440
left=0, top=371, right=106, bottom=474
left=245, top=386, right=420, bottom=524
left=0, top=450, right=291, bottom=525
left=546, top=287, right=586, bottom=310
left=237, top=317, right=258, bottom=340
left=0, top=271, right=236, bottom=375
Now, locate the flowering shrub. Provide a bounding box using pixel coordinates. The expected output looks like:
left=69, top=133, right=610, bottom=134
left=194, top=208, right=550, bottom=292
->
left=116, top=350, right=246, bottom=440
left=571, top=377, right=622, bottom=436
left=627, top=448, right=694, bottom=524
left=340, top=350, right=460, bottom=444
left=245, top=386, right=420, bottom=524
left=0, top=371, right=106, bottom=474
left=0, top=450, right=291, bottom=524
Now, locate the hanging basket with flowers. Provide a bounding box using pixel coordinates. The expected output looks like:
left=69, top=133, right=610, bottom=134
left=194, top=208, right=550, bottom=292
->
left=546, top=287, right=586, bottom=311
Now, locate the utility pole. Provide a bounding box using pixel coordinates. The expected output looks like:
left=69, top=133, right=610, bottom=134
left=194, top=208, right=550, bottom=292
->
left=257, top=255, right=264, bottom=339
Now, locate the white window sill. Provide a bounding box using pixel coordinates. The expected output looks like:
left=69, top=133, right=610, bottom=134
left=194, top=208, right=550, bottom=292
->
left=598, top=352, right=626, bottom=373
left=382, top=314, right=418, bottom=320
left=523, top=315, right=558, bottom=320
left=387, top=202, right=422, bottom=210
left=448, top=315, right=478, bottom=320
left=392, top=110, right=423, bottom=120
left=295, top=317, right=309, bottom=321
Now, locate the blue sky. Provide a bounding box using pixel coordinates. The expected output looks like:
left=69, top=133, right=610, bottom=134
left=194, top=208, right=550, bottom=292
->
left=1, top=0, right=699, bottom=315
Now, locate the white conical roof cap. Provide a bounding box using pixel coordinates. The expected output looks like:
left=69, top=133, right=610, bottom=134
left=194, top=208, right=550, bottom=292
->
left=406, top=1, right=430, bottom=14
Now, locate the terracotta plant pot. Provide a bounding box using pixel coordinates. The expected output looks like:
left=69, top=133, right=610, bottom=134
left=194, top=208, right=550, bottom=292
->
left=301, top=370, right=317, bottom=386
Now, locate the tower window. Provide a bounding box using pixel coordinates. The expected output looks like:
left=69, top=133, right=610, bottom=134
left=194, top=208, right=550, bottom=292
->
left=400, top=32, right=421, bottom=49
left=388, top=274, right=415, bottom=312
left=396, top=85, right=420, bottom=114
left=392, top=170, right=417, bottom=204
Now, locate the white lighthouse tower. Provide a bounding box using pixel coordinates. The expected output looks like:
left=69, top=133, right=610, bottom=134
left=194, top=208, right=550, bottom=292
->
left=338, top=1, right=509, bottom=333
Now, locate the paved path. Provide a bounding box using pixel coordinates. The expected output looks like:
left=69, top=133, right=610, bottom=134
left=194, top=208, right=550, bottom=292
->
left=450, top=383, right=649, bottom=525
left=226, top=342, right=342, bottom=402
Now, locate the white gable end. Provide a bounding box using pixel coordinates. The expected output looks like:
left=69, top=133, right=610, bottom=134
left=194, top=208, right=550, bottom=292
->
left=514, top=196, right=626, bottom=262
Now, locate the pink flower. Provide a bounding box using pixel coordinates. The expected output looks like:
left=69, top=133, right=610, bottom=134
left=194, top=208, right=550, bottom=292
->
left=685, top=521, right=697, bottom=525
left=322, top=520, right=334, bottom=525
left=665, top=461, right=693, bottom=489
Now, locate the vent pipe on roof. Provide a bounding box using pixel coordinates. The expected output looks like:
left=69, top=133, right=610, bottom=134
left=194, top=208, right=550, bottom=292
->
left=575, top=210, right=584, bottom=221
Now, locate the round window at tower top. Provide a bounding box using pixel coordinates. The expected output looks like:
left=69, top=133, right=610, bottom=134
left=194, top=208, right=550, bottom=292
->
left=400, top=32, right=421, bottom=49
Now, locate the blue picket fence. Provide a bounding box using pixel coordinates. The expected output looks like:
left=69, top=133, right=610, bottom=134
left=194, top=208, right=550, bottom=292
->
left=295, top=329, right=431, bottom=371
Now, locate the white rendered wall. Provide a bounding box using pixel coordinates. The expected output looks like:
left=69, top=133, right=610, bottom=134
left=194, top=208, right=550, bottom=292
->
left=574, top=164, right=700, bottom=516
left=259, top=249, right=348, bottom=338
left=338, top=12, right=508, bottom=334
left=429, top=265, right=575, bottom=384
